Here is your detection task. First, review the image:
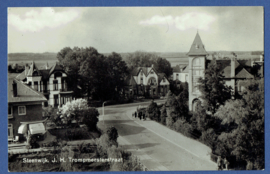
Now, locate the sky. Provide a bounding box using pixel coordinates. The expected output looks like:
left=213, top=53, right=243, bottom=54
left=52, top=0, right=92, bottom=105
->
left=8, top=7, right=264, bottom=53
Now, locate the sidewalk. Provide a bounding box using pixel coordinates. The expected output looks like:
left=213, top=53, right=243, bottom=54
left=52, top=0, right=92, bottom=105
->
left=126, top=109, right=215, bottom=164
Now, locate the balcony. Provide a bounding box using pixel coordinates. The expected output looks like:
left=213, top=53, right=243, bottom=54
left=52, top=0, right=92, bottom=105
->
left=40, top=89, right=50, bottom=94
left=60, top=88, right=73, bottom=94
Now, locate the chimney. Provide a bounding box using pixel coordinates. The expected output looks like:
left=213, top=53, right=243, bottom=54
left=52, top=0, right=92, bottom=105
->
left=231, top=56, right=236, bottom=78
left=12, top=81, right=17, bottom=97
left=25, top=64, right=29, bottom=76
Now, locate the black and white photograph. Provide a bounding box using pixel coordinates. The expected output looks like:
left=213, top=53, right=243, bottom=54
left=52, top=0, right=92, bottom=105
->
left=7, top=6, right=264, bottom=172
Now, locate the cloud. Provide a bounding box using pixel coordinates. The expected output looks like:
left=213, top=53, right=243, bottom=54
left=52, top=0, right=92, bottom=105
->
left=139, top=12, right=216, bottom=31
left=8, top=8, right=80, bottom=32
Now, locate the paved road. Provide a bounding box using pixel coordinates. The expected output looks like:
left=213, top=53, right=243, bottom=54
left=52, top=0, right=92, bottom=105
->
left=97, top=101, right=216, bottom=171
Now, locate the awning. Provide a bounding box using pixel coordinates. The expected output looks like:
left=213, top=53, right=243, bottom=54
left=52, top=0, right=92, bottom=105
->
left=18, top=124, right=28, bottom=134
left=29, top=123, right=46, bottom=135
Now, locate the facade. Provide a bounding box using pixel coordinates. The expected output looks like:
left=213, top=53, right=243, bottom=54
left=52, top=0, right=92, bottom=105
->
left=172, top=65, right=189, bottom=82
left=186, top=33, right=263, bottom=111
left=16, top=62, right=73, bottom=107
left=124, top=65, right=170, bottom=98
left=8, top=78, right=47, bottom=140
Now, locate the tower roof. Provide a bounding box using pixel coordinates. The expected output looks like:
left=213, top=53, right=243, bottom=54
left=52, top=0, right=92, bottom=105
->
left=187, top=32, right=208, bottom=56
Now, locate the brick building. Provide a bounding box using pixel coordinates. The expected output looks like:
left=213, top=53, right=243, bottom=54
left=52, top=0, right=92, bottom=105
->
left=8, top=78, right=47, bottom=140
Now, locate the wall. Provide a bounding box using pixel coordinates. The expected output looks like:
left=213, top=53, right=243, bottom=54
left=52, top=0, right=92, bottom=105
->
left=8, top=102, right=43, bottom=138
left=188, top=56, right=206, bottom=111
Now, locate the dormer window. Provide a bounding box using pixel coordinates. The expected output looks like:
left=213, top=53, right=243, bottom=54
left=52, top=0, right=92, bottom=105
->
left=195, top=44, right=199, bottom=49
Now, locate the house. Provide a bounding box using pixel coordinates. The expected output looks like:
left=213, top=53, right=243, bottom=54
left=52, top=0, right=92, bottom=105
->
left=124, top=65, right=170, bottom=98
left=186, top=32, right=263, bottom=111
left=8, top=78, right=47, bottom=141
left=172, top=64, right=189, bottom=82
left=16, top=61, right=73, bottom=107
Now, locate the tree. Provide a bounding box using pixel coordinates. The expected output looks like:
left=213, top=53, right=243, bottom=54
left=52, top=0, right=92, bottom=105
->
left=146, top=101, right=160, bottom=122
left=214, top=79, right=264, bottom=169
left=175, top=82, right=189, bottom=120
left=57, top=47, right=129, bottom=101
left=104, top=52, right=129, bottom=100
left=197, top=58, right=232, bottom=115
left=124, top=51, right=173, bottom=77
left=59, top=99, right=99, bottom=129
left=191, top=100, right=212, bottom=132
left=164, top=90, right=180, bottom=122
left=57, top=47, right=83, bottom=98
left=82, top=107, right=99, bottom=131
left=106, top=126, right=119, bottom=143
left=160, top=105, right=167, bottom=125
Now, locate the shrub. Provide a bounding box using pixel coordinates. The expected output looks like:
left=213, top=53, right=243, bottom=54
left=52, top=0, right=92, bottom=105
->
left=172, top=119, right=193, bottom=137
left=160, top=105, right=167, bottom=125
left=106, top=126, right=119, bottom=142
left=146, top=101, right=160, bottom=122
left=96, top=134, right=118, bottom=157
left=166, top=116, right=174, bottom=129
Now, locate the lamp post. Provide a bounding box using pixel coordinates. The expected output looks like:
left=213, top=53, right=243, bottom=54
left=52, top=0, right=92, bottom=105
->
left=102, top=101, right=107, bottom=125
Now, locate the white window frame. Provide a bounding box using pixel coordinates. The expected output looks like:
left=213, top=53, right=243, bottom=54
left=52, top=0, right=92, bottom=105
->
left=8, top=105, right=13, bottom=119
left=18, top=106, right=26, bottom=115
left=8, top=124, right=13, bottom=140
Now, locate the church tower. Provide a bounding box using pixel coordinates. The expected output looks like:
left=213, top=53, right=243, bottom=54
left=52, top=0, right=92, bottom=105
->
left=187, top=32, right=208, bottom=111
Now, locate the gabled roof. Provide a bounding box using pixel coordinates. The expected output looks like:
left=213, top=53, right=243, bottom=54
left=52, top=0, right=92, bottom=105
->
left=16, top=62, right=64, bottom=81
left=173, top=66, right=181, bottom=73
left=124, top=75, right=137, bottom=86
left=8, top=78, right=47, bottom=103
left=49, top=62, right=64, bottom=75
left=27, top=61, right=41, bottom=76
left=131, top=66, right=157, bottom=77
left=210, top=59, right=254, bottom=79
left=158, top=73, right=169, bottom=83
left=187, top=33, right=208, bottom=56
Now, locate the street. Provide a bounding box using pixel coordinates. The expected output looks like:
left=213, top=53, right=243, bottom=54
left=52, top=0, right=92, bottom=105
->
left=97, top=101, right=216, bottom=171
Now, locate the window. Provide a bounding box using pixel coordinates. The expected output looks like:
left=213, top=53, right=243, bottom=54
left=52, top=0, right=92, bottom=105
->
left=193, top=58, right=201, bottom=66
left=150, top=70, right=154, bottom=74
left=8, top=124, right=13, bottom=139
left=163, top=78, right=166, bottom=82
left=54, top=95, right=59, bottom=106
left=140, top=78, right=143, bottom=84
left=140, top=71, right=143, bottom=76
left=8, top=105, right=13, bottom=118
left=34, top=81, right=38, bottom=91
left=53, top=80, right=58, bottom=90
left=176, top=74, right=179, bottom=76
left=18, top=106, right=26, bottom=115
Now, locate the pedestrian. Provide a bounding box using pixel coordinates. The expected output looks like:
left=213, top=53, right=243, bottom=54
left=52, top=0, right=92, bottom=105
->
left=223, top=158, right=229, bottom=170
left=132, top=112, right=134, bottom=118
left=135, top=111, right=137, bottom=118
left=139, top=112, right=142, bottom=120
left=217, top=156, right=223, bottom=170
left=143, top=113, right=145, bottom=120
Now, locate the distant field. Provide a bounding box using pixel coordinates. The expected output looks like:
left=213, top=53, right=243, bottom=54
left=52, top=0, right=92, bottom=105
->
left=8, top=51, right=262, bottom=67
